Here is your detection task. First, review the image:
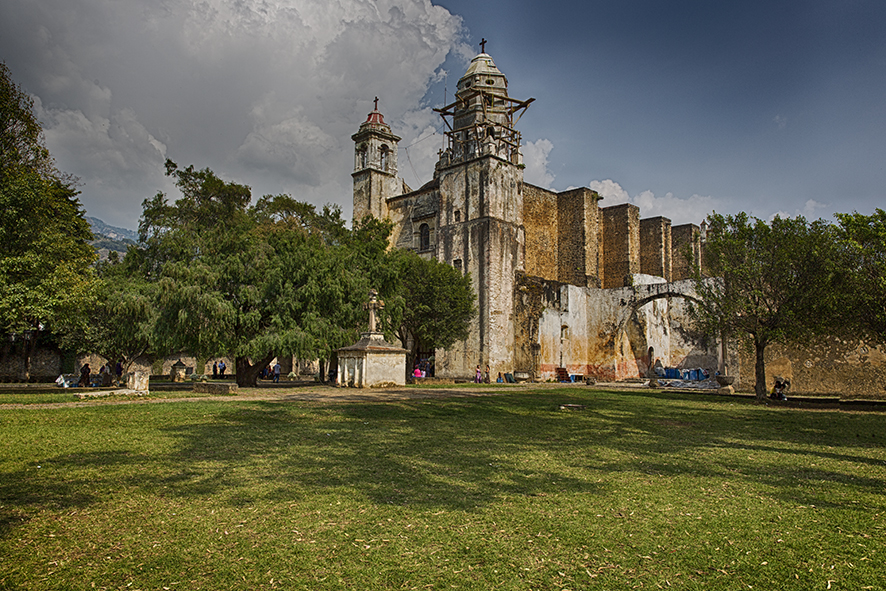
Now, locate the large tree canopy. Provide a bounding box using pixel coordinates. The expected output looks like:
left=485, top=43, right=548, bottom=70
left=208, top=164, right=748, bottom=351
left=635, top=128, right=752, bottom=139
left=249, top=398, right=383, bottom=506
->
left=835, top=209, right=886, bottom=341
left=690, top=212, right=841, bottom=399
left=382, top=249, right=476, bottom=376
left=91, top=160, right=476, bottom=386
left=116, top=161, right=395, bottom=386
left=0, top=61, right=97, bottom=380
left=0, top=62, right=54, bottom=179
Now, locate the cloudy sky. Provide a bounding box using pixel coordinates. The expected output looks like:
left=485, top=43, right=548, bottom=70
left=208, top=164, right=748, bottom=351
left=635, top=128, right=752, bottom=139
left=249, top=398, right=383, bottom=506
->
left=2, top=0, right=884, bottom=230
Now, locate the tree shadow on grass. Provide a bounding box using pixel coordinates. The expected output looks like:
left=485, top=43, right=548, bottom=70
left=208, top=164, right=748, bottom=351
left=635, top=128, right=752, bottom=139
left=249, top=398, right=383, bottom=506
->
left=156, top=400, right=605, bottom=510
left=2, top=389, right=885, bottom=540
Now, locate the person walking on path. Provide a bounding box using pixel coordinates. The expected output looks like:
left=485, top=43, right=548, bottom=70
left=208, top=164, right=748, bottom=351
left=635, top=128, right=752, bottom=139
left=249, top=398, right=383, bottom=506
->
left=273, top=361, right=281, bottom=383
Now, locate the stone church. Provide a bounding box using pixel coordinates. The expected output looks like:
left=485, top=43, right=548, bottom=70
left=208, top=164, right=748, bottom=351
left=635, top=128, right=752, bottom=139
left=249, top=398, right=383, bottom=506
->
left=351, top=48, right=726, bottom=382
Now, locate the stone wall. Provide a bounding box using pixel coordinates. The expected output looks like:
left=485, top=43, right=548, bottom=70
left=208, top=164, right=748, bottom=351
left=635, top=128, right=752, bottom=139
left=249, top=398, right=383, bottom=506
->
left=557, top=187, right=602, bottom=287
left=0, top=346, right=63, bottom=381
left=386, top=184, right=438, bottom=253
left=671, top=224, right=701, bottom=281
left=639, top=217, right=672, bottom=280
left=522, top=184, right=559, bottom=281
left=600, top=204, right=640, bottom=288
left=736, top=337, right=886, bottom=399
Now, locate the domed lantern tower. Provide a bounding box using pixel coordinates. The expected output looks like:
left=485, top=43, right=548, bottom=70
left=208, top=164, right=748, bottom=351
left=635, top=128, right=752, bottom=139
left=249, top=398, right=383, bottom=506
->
left=435, top=39, right=534, bottom=168
left=430, top=41, right=535, bottom=378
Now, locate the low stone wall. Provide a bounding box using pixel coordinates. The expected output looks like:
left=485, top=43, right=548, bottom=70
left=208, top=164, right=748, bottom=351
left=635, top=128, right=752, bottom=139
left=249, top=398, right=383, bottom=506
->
left=407, top=377, right=456, bottom=385
left=193, top=382, right=239, bottom=395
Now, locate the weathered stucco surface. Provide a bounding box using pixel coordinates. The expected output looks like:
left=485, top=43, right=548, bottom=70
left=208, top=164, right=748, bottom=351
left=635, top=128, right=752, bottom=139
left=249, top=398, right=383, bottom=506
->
left=513, top=273, right=720, bottom=381
left=338, top=343, right=406, bottom=388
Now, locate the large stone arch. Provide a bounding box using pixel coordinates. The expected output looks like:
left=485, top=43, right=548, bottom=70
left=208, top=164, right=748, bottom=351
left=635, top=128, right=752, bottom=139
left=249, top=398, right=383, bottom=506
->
left=601, top=281, right=719, bottom=380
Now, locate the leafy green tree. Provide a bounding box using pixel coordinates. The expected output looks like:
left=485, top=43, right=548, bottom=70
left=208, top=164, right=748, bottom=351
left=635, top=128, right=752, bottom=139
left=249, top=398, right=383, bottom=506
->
left=125, top=161, right=395, bottom=386
left=690, top=212, right=840, bottom=399
left=82, top=257, right=158, bottom=375
left=835, top=209, right=886, bottom=341
left=0, top=62, right=97, bottom=380
left=1, top=62, right=54, bottom=179
left=382, top=249, right=477, bottom=376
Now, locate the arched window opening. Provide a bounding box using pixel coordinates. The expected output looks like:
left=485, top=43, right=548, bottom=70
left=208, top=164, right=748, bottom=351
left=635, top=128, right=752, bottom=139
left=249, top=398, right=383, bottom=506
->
left=357, top=145, right=368, bottom=169
left=380, top=145, right=389, bottom=171
left=453, top=259, right=463, bottom=274
left=454, top=210, right=461, bottom=223
left=419, top=223, right=430, bottom=251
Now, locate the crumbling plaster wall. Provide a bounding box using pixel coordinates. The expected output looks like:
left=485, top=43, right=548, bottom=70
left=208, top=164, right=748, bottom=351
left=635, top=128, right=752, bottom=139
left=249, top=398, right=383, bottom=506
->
left=515, top=273, right=721, bottom=382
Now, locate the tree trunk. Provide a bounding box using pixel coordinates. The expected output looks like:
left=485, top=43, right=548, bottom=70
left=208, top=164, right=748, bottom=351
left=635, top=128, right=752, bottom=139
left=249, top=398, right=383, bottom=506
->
left=327, top=352, right=339, bottom=384
left=20, top=331, right=38, bottom=383
left=754, top=339, right=768, bottom=400
left=235, top=353, right=274, bottom=388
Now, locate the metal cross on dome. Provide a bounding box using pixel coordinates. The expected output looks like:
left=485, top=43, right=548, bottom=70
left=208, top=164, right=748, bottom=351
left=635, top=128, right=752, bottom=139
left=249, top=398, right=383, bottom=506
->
left=480, top=38, right=487, bottom=53
left=373, top=96, right=379, bottom=111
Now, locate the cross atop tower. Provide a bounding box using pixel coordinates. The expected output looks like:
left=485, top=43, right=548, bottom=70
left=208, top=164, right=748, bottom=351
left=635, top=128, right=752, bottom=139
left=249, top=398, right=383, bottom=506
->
left=373, top=96, right=379, bottom=111
left=479, top=38, right=487, bottom=53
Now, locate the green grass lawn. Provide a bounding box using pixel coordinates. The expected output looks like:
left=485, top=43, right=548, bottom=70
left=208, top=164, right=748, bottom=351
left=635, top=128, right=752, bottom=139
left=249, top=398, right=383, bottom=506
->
left=1, top=388, right=884, bottom=590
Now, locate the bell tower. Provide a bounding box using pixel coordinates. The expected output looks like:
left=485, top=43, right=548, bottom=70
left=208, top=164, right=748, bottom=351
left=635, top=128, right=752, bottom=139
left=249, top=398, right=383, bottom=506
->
left=352, top=98, right=402, bottom=222
left=431, top=42, right=535, bottom=377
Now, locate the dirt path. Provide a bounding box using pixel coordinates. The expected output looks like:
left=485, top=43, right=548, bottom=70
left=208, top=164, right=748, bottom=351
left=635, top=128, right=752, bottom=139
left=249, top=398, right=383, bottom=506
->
left=0, top=382, right=524, bottom=410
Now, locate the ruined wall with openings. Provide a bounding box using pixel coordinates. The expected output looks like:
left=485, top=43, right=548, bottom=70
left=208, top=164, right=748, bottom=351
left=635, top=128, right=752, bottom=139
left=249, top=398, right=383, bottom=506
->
left=513, top=272, right=721, bottom=382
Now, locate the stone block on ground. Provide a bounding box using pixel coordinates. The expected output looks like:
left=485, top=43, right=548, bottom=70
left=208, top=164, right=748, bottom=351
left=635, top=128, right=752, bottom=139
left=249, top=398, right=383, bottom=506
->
left=124, top=371, right=149, bottom=392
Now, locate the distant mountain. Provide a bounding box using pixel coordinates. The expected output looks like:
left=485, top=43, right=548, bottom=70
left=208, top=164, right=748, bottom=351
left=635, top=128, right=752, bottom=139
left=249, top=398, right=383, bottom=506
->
left=86, top=217, right=139, bottom=242
left=86, top=217, right=139, bottom=261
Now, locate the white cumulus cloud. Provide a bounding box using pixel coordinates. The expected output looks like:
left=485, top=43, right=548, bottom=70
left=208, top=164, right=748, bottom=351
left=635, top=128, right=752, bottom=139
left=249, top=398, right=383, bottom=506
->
left=522, top=138, right=555, bottom=189
left=590, top=179, right=717, bottom=226
left=0, top=0, right=469, bottom=228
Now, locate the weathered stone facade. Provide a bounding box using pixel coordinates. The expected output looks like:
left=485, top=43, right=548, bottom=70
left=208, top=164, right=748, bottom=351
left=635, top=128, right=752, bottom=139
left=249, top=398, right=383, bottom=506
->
left=352, top=50, right=720, bottom=383
left=354, top=49, right=873, bottom=397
